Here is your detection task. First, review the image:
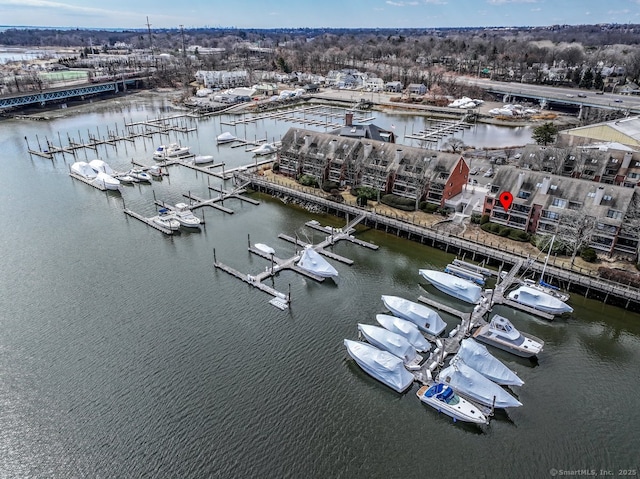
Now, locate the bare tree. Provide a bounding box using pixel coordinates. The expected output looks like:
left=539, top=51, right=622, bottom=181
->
left=556, top=210, right=597, bottom=265
left=442, top=138, right=466, bottom=154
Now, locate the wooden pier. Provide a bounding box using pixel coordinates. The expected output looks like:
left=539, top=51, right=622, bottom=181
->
left=123, top=209, right=175, bottom=235
left=69, top=172, right=107, bottom=191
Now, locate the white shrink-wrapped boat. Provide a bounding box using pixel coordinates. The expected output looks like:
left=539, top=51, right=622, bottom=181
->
left=92, top=172, right=120, bottom=190
left=88, top=159, right=115, bottom=175
left=216, top=132, right=237, bottom=144
left=375, top=314, right=431, bottom=352
left=508, top=285, right=573, bottom=316
left=455, top=338, right=523, bottom=386
left=70, top=161, right=97, bottom=180
left=419, top=269, right=482, bottom=304
left=297, top=246, right=338, bottom=278
left=343, top=339, right=415, bottom=393
left=357, top=323, right=423, bottom=370
left=381, top=295, right=446, bottom=336
left=437, top=359, right=522, bottom=409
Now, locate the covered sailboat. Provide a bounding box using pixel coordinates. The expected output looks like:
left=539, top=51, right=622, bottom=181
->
left=419, top=269, right=482, bottom=304
left=297, top=246, right=338, bottom=278
left=454, top=338, right=523, bottom=386
left=357, top=323, right=422, bottom=370
left=437, top=359, right=522, bottom=409
left=343, top=339, right=415, bottom=393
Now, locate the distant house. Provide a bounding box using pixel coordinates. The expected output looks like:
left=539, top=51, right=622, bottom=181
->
left=385, top=81, right=403, bottom=93
left=407, top=83, right=427, bottom=95
left=364, top=77, right=384, bottom=92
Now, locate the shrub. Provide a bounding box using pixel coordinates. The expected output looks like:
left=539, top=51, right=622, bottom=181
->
left=580, top=247, right=598, bottom=263
left=480, top=214, right=490, bottom=225
left=421, top=202, right=439, bottom=213
left=272, top=162, right=279, bottom=172
left=380, top=194, right=416, bottom=211
left=508, top=229, right=530, bottom=242
left=598, top=267, right=640, bottom=287
left=470, top=213, right=482, bottom=224
left=357, top=195, right=368, bottom=207
left=353, top=186, right=378, bottom=200
left=322, top=180, right=340, bottom=192
left=298, top=174, right=318, bottom=187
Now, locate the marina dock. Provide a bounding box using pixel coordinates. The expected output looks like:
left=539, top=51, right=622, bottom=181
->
left=123, top=209, right=175, bottom=235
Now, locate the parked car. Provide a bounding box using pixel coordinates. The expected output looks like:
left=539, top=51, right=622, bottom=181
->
left=614, top=99, right=623, bottom=103
left=468, top=178, right=478, bottom=185
left=469, top=167, right=479, bottom=175
left=483, top=168, right=494, bottom=178
left=578, top=94, right=587, bottom=98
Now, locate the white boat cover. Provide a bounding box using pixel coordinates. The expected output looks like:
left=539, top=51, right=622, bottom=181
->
left=194, top=155, right=214, bottom=164
left=71, top=161, right=97, bottom=179
left=455, top=338, right=523, bottom=386
left=381, top=295, right=446, bottom=336
left=93, top=172, right=120, bottom=190
left=375, top=314, right=430, bottom=352
left=357, top=324, right=420, bottom=364
left=297, top=247, right=338, bottom=278
left=217, top=132, right=236, bottom=143
left=252, top=143, right=277, bottom=155
left=508, top=285, right=573, bottom=314
left=88, top=159, right=115, bottom=175
left=254, top=243, right=276, bottom=255
left=344, top=339, right=414, bottom=393
left=419, top=269, right=482, bottom=304
left=438, top=359, right=522, bottom=408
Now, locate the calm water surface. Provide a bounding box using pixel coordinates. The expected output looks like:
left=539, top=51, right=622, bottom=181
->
left=1, top=93, right=638, bottom=478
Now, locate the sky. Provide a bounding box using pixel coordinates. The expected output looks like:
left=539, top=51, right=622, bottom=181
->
left=0, top=0, right=638, bottom=30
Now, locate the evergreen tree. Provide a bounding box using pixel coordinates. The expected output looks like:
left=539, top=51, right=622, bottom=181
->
left=532, top=122, right=559, bottom=146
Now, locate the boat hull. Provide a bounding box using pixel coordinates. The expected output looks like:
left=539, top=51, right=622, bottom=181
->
left=417, top=384, right=488, bottom=424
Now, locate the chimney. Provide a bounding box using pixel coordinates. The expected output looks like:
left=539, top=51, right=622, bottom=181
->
left=540, top=176, right=551, bottom=194
left=593, top=186, right=605, bottom=205
left=516, top=172, right=526, bottom=192
left=329, top=139, right=338, bottom=155
left=364, top=143, right=373, bottom=158
left=395, top=149, right=403, bottom=163
left=304, top=135, right=311, bottom=148
left=622, top=152, right=632, bottom=169
left=345, top=112, right=353, bottom=126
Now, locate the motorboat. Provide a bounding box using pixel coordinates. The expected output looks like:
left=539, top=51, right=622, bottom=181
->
left=416, top=383, right=489, bottom=425
left=454, top=338, right=523, bottom=386
left=92, top=171, right=121, bottom=190
left=172, top=203, right=201, bottom=228
left=88, top=159, right=115, bottom=175
left=507, top=285, right=573, bottom=315
left=357, top=323, right=423, bottom=370
left=127, top=168, right=152, bottom=182
left=343, top=339, right=415, bottom=393
left=375, top=314, right=431, bottom=352
left=216, top=132, right=237, bottom=144
left=70, top=161, right=97, bottom=180
left=147, top=165, right=164, bottom=177
left=523, top=279, right=570, bottom=302
left=254, top=243, right=276, bottom=255
left=437, top=358, right=522, bottom=409
left=473, top=314, right=544, bottom=358
left=114, top=172, right=136, bottom=184
left=418, top=269, right=482, bottom=304
left=153, top=143, right=190, bottom=159
left=381, top=295, right=446, bottom=336
left=194, top=155, right=214, bottom=164
left=251, top=143, right=278, bottom=156
left=152, top=209, right=180, bottom=231
left=297, top=246, right=338, bottom=278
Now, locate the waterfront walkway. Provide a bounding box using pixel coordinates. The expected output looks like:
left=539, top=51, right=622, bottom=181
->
left=237, top=171, right=640, bottom=308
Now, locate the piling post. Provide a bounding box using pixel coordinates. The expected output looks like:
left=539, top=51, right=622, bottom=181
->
left=36, top=134, right=42, bottom=151
left=247, top=234, right=251, bottom=249
left=288, top=283, right=291, bottom=304
left=213, top=247, right=217, bottom=263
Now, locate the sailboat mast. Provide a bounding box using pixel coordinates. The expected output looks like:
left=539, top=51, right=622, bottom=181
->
left=540, top=235, right=555, bottom=283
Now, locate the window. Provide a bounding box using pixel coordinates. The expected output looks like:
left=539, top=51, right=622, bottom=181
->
left=587, top=192, right=596, bottom=197
left=543, top=211, right=560, bottom=220
left=517, top=190, right=531, bottom=199
left=606, top=210, right=623, bottom=220
left=550, top=185, right=558, bottom=190
left=591, top=158, right=598, bottom=163
left=552, top=198, right=567, bottom=208
left=603, top=195, right=612, bottom=201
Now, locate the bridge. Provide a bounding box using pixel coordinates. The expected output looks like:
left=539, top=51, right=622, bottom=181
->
left=0, top=79, right=138, bottom=110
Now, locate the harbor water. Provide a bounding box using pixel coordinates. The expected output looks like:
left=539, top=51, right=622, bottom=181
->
left=1, top=93, right=639, bottom=478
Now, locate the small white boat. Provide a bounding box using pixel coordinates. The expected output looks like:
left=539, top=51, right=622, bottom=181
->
left=172, top=203, right=201, bottom=228
left=88, top=159, right=115, bottom=175
left=381, top=295, right=446, bottom=336
left=357, top=323, right=423, bottom=370
left=419, top=269, right=482, bottom=304
left=251, top=143, right=278, bottom=156
left=343, top=339, right=415, bottom=393
left=147, top=165, right=164, bottom=177
left=216, top=132, right=237, bottom=144
left=92, top=171, right=120, bottom=190
left=297, top=246, right=338, bottom=278
left=114, top=173, right=136, bottom=184
left=473, top=314, right=544, bottom=358
left=416, top=383, right=489, bottom=425
left=153, top=143, right=190, bottom=159
left=455, top=338, right=523, bottom=386
left=70, top=161, right=97, bottom=180
left=254, top=243, right=276, bottom=255
left=152, top=209, right=180, bottom=230
left=194, top=155, right=214, bottom=164
left=438, top=359, right=522, bottom=409
left=375, top=314, right=431, bottom=352
left=128, top=168, right=152, bottom=182
left=508, top=285, right=573, bottom=315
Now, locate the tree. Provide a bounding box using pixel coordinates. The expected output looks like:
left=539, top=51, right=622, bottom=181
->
left=556, top=211, right=597, bottom=266
left=532, top=122, right=559, bottom=146
left=593, top=70, right=604, bottom=91
left=442, top=137, right=466, bottom=153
